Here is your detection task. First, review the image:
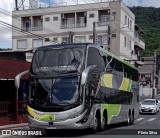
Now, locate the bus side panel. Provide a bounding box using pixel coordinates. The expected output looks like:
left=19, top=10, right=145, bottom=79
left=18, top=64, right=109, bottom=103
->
left=99, top=73, right=138, bottom=124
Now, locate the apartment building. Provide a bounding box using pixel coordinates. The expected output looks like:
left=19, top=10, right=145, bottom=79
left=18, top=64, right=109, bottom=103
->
left=12, top=0, right=145, bottom=62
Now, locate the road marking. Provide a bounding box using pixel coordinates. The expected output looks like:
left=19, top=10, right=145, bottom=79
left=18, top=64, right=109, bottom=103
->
left=135, top=118, right=144, bottom=121
left=147, top=118, right=156, bottom=121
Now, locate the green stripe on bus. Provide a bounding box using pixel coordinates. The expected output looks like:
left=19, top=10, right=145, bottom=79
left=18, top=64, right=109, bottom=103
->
left=127, top=79, right=132, bottom=92
left=101, top=104, right=121, bottom=124
left=99, top=48, right=134, bottom=68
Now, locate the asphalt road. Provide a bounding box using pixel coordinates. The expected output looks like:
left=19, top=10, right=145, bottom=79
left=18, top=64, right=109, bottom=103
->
left=0, top=112, right=160, bottom=138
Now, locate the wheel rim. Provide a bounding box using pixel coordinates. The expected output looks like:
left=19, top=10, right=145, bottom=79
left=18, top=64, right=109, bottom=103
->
left=128, top=113, right=131, bottom=125
left=101, top=116, right=105, bottom=130
left=93, top=116, right=98, bottom=131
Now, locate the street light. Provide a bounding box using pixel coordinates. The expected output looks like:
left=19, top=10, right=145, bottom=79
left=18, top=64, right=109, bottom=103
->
left=152, top=50, right=157, bottom=99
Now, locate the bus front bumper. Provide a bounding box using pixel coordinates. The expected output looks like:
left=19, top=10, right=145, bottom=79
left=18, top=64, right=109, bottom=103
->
left=28, top=114, right=92, bottom=130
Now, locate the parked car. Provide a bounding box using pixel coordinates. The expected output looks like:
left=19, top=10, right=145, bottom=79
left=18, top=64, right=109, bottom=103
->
left=139, top=99, right=159, bottom=114
left=158, top=100, right=160, bottom=109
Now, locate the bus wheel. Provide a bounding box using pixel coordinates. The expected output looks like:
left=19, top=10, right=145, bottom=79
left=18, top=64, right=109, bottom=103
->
left=131, top=110, right=134, bottom=125
left=101, top=111, right=107, bottom=130
left=127, top=111, right=132, bottom=125
left=89, top=113, right=98, bottom=133
left=91, top=111, right=101, bottom=133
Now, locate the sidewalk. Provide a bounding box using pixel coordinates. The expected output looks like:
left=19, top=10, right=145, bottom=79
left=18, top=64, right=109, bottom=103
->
left=0, top=123, right=28, bottom=130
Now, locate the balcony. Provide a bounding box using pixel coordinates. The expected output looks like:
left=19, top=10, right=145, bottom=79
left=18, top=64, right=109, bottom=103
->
left=134, top=35, right=145, bottom=50
left=134, top=25, right=145, bottom=50
left=21, top=16, right=43, bottom=32
left=61, top=23, right=75, bottom=29
left=98, top=21, right=109, bottom=26
left=32, top=26, right=43, bottom=31
left=98, top=10, right=110, bottom=26
left=22, top=26, right=43, bottom=32
left=76, top=23, right=86, bottom=28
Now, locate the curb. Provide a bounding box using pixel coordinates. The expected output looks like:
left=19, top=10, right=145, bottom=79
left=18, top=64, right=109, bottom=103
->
left=0, top=123, right=28, bottom=130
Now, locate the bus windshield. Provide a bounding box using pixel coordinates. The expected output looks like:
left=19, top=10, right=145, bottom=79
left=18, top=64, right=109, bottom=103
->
left=31, top=47, right=85, bottom=75
left=29, top=76, right=81, bottom=107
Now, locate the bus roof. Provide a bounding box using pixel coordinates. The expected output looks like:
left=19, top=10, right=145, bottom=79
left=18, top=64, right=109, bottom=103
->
left=35, top=43, right=136, bottom=70
left=36, top=43, right=92, bottom=50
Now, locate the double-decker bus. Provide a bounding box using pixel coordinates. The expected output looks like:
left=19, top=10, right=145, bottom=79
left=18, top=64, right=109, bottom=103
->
left=15, top=43, right=139, bottom=132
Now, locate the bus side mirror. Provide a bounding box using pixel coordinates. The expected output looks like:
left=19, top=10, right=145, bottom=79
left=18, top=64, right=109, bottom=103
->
left=15, top=70, right=29, bottom=89
left=81, top=65, right=97, bottom=86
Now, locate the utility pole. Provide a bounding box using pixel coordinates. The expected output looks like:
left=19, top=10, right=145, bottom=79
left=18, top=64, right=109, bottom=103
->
left=152, top=51, right=156, bottom=99
left=93, top=21, right=96, bottom=43
left=15, top=0, right=18, bottom=10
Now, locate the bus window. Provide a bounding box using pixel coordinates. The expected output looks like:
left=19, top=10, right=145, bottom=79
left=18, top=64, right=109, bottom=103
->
left=87, top=47, right=105, bottom=70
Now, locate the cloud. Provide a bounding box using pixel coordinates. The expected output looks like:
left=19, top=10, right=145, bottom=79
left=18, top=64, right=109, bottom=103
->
left=123, top=0, right=160, bottom=7
left=0, top=0, right=14, bottom=49
left=1, top=0, right=160, bottom=49
left=0, top=0, right=29, bottom=49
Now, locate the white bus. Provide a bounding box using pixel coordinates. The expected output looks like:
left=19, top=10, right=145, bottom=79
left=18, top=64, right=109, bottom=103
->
left=15, top=43, right=139, bottom=133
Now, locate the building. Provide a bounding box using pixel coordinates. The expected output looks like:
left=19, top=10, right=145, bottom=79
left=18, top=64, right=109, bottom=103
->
left=139, top=56, right=160, bottom=99
left=12, top=0, right=145, bottom=63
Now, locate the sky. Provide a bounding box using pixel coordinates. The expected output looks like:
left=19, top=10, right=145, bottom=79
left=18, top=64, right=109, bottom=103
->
left=0, top=0, right=160, bottom=49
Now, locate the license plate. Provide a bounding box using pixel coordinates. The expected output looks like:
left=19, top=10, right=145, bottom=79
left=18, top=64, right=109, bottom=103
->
left=46, top=126, right=56, bottom=129
left=144, top=109, right=149, bottom=111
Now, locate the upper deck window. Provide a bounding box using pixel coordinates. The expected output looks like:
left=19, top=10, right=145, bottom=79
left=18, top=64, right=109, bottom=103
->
left=31, top=46, right=85, bottom=75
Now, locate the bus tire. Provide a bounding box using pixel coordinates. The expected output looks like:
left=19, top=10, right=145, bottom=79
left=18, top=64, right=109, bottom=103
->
left=101, top=110, right=107, bottom=130
left=131, top=110, right=134, bottom=125
left=127, top=110, right=132, bottom=126
left=91, top=110, right=101, bottom=133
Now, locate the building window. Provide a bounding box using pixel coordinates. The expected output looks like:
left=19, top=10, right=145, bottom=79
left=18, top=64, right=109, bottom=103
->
left=74, top=36, right=86, bottom=43
left=98, top=35, right=108, bottom=45
left=53, top=37, right=58, bottom=43
left=129, top=40, right=132, bottom=49
left=77, top=17, right=86, bottom=28
left=89, top=14, right=94, bottom=18
left=61, top=37, right=69, bottom=43
left=130, top=20, right=132, bottom=30
left=128, top=18, right=130, bottom=28
left=45, top=38, right=50, bottom=42
left=124, top=37, right=127, bottom=47
left=61, top=18, right=75, bottom=29
left=112, top=34, right=116, bottom=37
left=111, top=12, right=116, bottom=20
left=89, top=35, right=93, bottom=39
left=125, top=15, right=127, bottom=25
left=33, top=39, right=43, bottom=49
left=53, top=17, right=58, bottom=21
left=17, top=39, right=27, bottom=49
left=32, top=16, right=43, bottom=31
left=45, top=17, right=50, bottom=21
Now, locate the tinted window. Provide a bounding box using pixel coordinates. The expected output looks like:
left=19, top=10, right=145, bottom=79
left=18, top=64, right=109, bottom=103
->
left=87, top=47, right=105, bottom=69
